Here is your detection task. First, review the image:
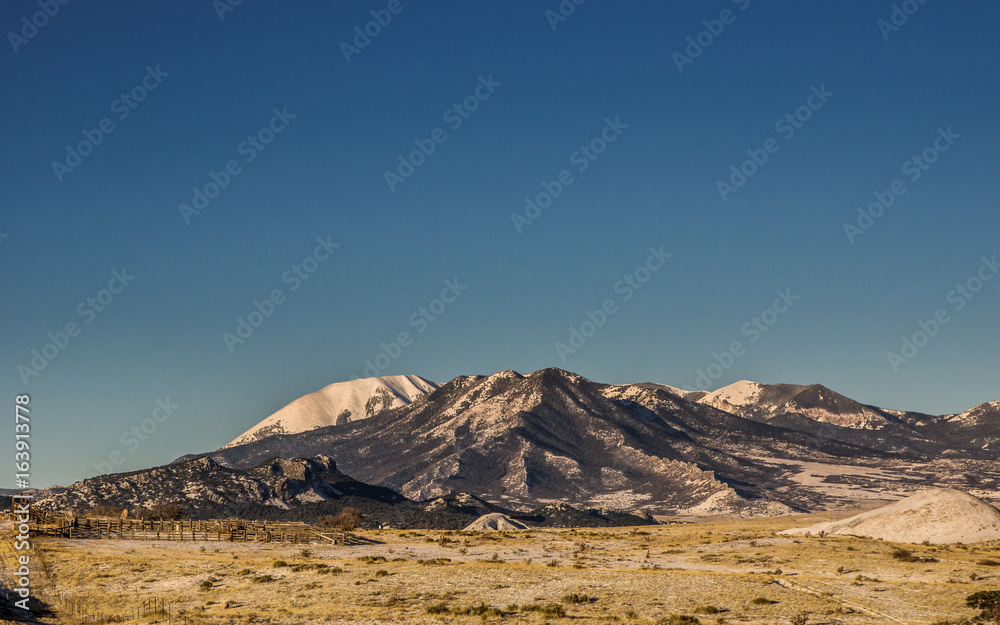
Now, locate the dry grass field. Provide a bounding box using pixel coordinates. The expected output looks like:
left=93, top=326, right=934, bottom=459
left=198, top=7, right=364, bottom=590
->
left=3, top=512, right=999, bottom=625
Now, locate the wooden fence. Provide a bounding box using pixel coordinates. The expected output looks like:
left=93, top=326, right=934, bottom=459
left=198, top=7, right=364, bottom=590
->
left=30, top=515, right=366, bottom=545
left=58, top=594, right=181, bottom=624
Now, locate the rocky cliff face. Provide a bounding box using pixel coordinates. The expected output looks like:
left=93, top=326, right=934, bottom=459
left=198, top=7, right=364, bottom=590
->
left=40, top=455, right=403, bottom=517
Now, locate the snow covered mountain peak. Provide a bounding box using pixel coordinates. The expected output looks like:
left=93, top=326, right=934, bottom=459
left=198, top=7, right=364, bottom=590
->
left=224, top=374, right=439, bottom=448
left=701, top=380, right=765, bottom=408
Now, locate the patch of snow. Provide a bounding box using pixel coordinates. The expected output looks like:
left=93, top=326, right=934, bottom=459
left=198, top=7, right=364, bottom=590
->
left=947, top=400, right=1000, bottom=424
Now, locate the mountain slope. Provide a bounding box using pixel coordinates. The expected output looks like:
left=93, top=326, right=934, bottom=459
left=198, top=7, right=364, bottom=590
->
left=40, top=455, right=405, bottom=519
left=225, top=375, right=438, bottom=447
left=698, top=380, right=899, bottom=429
left=901, top=400, right=1000, bottom=455
left=693, top=379, right=950, bottom=455
left=36, top=455, right=652, bottom=528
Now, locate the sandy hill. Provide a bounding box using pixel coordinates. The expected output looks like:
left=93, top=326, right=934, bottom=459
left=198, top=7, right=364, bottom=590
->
left=781, top=488, right=1000, bottom=544
left=226, top=375, right=438, bottom=447
left=463, top=513, right=529, bottom=531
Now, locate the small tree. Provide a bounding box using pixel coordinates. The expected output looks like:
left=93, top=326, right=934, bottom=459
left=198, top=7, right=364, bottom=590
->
left=329, top=507, right=363, bottom=531
left=967, top=590, right=1000, bottom=623
left=87, top=505, right=124, bottom=518
left=137, top=502, right=185, bottom=520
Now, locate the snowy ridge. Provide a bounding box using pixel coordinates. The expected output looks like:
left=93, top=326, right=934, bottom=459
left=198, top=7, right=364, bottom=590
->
left=697, top=380, right=893, bottom=429
left=947, top=400, right=1000, bottom=424
left=700, top=380, right=764, bottom=408
left=225, top=375, right=439, bottom=448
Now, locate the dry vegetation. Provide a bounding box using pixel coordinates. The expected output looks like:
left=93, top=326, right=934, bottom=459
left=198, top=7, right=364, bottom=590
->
left=3, top=513, right=1000, bottom=624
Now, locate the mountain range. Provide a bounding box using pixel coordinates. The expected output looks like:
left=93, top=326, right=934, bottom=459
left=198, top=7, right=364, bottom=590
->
left=190, top=369, right=998, bottom=513
left=34, top=368, right=1000, bottom=522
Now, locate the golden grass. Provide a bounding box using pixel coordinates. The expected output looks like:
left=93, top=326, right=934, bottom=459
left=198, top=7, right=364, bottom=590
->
left=3, top=513, right=999, bottom=624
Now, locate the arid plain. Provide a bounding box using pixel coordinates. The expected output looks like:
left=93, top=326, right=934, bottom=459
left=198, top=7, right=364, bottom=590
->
left=4, top=511, right=999, bottom=625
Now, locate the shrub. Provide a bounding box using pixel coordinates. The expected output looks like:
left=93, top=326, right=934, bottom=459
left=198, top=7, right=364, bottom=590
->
left=452, top=603, right=503, bottom=617
left=976, top=559, right=1000, bottom=566
left=425, top=602, right=450, bottom=614
left=374, top=569, right=389, bottom=578
left=236, top=568, right=251, bottom=575
left=659, top=616, right=700, bottom=625
left=562, top=593, right=591, bottom=604
left=891, top=547, right=920, bottom=562
left=251, top=575, right=273, bottom=583
left=199, top=580, right=213, bottom=590
left=750, top=597, right=772, bottom=605
left=693, top=606, right=720, bottom=614
left=967, top=590, right=1000, bottom=621
left=273, top=560, right=288, bottom=567
left=523, top=604, right=567, bottom=617
left=890, top=546, right=937, bottom=563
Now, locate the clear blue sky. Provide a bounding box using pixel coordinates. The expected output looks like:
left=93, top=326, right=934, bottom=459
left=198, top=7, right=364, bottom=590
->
left=2, top=1, right=998, bottom=487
